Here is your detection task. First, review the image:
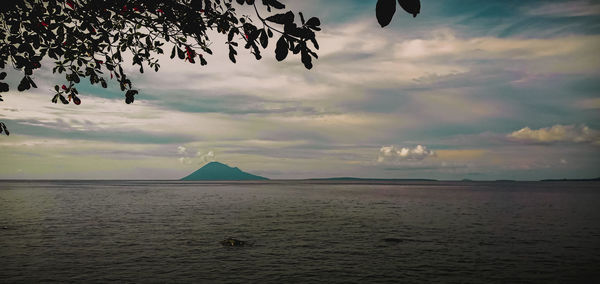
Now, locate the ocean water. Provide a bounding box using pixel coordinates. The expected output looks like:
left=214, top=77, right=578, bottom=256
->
left=1, top=180, right=599, bottom=283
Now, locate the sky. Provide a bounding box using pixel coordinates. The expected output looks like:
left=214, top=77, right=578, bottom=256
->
left=1, top=0, right=599, bottom=180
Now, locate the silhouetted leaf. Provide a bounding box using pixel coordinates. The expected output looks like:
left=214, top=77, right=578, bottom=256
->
left=310, top=37, right=320, bottom=50
left=229, top=45, right=237, bottom=63
left=292, top=42, right=301, bottom=54
left=228, top=29, right=237, bottom=42
left=266, top=11, right=294, bottom=25
left=376, top=0, right=396, bottom=27
left=249, top=29, right=261, bottom=43
left=262, top=0, right=285, bottom=9
left=69, top=73, right=80, bottom=83
left=52, top=94, right=59, bottom=103
left=17, top=76, right=30, bottom=91
left=59, top=94, right=69, bottom=104
left=306, top=17, right=320, bottom=27
left=398, top=0, right=420, bottom=17
left=259, top=29, right=268, bottom=48
left=125, top=90, right=138, bottom=104
left=170, top=46, right=176, bottom=59
left=301, top=48, right=312, bottom=69
left=0, top=83, right=8, bottom=93
left=28, top=77, right=37, bottom=89
left=1, top=123, right=8, bottom=136
left=275, top=36, right=288, bottom=61
left=0, top=72, right=6, bottom=80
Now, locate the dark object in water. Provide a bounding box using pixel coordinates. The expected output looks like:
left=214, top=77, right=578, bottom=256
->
left=220, top=237, right=252, bottom=247
left=383, top=238, right=403, bottom=243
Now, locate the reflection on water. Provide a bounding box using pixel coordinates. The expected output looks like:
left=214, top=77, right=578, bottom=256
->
left=1, top=180, right=599, bottom=283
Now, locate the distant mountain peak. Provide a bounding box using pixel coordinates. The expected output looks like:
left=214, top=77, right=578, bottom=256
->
left=181, top=161, right=268, bottom=181
left=203, top=161, right=230, bottom=168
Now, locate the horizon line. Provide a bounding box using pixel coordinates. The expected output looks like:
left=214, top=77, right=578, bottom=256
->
left=0, top=177, right=598, bottom=182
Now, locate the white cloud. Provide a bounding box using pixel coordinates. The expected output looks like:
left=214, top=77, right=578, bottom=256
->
left=526, top=1, right=600, bottom=17
left=178, top=157, right=192, bottom=165
left=196, top=150, right=215, bottom=163
left=177, top=146, right=216, bottom=165
left=508, top=124, right=599, bottom=144
left=394, top=30, right=600, bottom=64
left=378, top=145, right=436, bottom=162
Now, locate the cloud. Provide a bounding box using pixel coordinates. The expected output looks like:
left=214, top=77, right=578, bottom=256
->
left=177, top=145, right=216, bottom=165
left=574, top=98, right=600, bottom=110
left=177, top=146, right=199, bottom=164
left=393, top=30, right=600, bottom=67
left=525, top=1, right=600, bottom=17
left=378, top=145, right=436, bottom=162
left=508, top=124, right=600, bottom=144
left=435, top=149, right=487, bottom=160
left=178, top=157, right=192, bottom=165
left=196, top=150, right=215, bottom=163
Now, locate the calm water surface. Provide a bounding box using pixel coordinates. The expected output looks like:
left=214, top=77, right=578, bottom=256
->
left=1, top=180, right=599, bottom=283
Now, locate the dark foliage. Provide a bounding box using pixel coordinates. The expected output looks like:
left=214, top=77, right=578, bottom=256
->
left=0, top=122, right=8, bottom=135
left=376, top=0, right=420, bottom=27
left=0, top=0, right=321, bottom=101
left=0, top=0, right=419, bottom=135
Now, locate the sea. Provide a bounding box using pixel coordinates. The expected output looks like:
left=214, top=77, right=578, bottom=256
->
left=1, top=180, right=599, bottom=283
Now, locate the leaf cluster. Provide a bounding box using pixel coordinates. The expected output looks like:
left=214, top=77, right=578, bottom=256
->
left=376, top=0, right=420, bottom=27
left=0, top=0, right=420, bottom=136
left=0, top=0, right=322, bottom=106
left=0, top=121, right=7, bottom=136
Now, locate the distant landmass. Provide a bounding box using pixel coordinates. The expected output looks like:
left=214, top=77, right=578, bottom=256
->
left=540, top=177, right=600, bottom=182
left=308, top=177, right=438, bottom=181
left=180, top=164, right=599, bottom=181
left=181, top=162, right=269, bottom=181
